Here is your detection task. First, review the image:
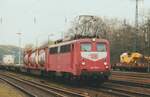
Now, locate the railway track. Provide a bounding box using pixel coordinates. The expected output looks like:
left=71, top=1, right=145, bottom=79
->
left=88, top=86, right=150, bottom=97
left=112, top=71, right=150, bottom=78
left=111, top=74, right=150, bottom=88
left=5, top=72, right=117, bottom=97
left=101, top=82, right=150, bottom=97
left=0, top=77, right=36, bottom=97
left=109, top=79, right=150, bottom=89
left=81, top=80, right=150, bottom=97
left=3, top=71, right=150, bottom=97
left=0, top=72, right=89, bottom=97
left=74, top=81, right=150, bottom=97
left=82, top=71, right=150, bottom=97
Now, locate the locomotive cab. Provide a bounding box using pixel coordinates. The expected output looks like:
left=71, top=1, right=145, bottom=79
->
left=79, top=39, right=110, bottom=80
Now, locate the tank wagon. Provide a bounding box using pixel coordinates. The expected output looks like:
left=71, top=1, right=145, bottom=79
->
left=2, top=55, right=15, bottom=66
left=23, top=38, right=111, bottom=82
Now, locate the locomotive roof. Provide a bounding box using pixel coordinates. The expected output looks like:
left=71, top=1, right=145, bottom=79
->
left=48, top=38, right=109, bottom=48
left=24, top=38, right=109, bottom=53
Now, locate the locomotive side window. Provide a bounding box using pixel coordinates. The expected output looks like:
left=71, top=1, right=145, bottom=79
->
left=81, top=43, right=91, bottom=52
left=60, top=44, right=71, bottom=53
left=97, top=43, right=106, bottom=52
left=49, top=47, right=58, bottom=54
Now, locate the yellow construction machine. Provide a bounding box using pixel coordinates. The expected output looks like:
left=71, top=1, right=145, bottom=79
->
left=113, top=52, right=150, bottom=72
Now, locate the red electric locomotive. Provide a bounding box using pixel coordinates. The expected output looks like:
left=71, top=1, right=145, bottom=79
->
left=23, top=38, right=111, bottom=82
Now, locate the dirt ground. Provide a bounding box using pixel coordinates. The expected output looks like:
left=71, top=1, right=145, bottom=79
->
left=0, top=79, right=28, bottom=97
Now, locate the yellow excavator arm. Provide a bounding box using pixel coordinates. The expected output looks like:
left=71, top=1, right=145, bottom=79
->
left=120, top=52, right=143, bottom=64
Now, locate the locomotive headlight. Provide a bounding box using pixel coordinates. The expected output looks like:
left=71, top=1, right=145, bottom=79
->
left=92, top=38, right=96, bottom=42
left=82, top=62, right=85, bottom=65
left=104, top=62, right=107, bottom=65
left=105, top=66, right=109, bottom=68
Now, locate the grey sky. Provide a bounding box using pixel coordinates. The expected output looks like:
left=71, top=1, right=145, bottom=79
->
left=0, top=0, right=150, bottom=47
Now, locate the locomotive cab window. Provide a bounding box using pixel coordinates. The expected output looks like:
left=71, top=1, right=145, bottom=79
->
left=60, top=44, right=71, bottom=53
left=49, top=47, right=58, bottom=54
left=97, top=43, right=106, bottom=52
left=81, top=43, right=91, bottom=52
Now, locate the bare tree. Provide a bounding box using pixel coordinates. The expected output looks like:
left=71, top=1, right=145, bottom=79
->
left=65, top=15, right=150, bottom=63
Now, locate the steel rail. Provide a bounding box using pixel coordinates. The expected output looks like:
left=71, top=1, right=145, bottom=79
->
left=6, top=72, right=90, bottom=97
left=109, top=79, right=150, bottom=89
left=86, top=85, right=150, bottom=97
left=100, top=85, right=150, bottom=97
left=0, top=77, right=37, bottom=97
left=0, top=73, right=89, bottom=97
left=112, top=71, right=150, bottom=78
